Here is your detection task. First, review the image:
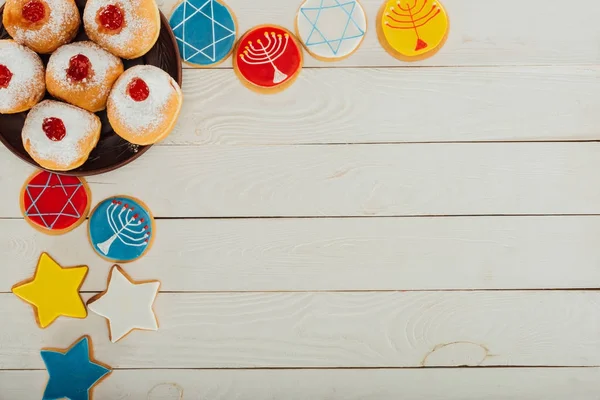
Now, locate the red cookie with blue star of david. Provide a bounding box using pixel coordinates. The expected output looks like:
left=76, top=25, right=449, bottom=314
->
left=20, top=170, right=92, bottom=235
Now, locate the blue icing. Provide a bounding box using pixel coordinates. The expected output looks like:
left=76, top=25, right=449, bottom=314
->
left=300, top=0, right=365, bottom=56
left=89, top=196, right=153, bottom=262
left=169, top=0, right=237, bottom=66
left=41, top=337, right=111, bottom=400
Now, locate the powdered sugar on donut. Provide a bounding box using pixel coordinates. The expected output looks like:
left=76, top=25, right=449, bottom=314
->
left=11, top=0, right=79, bottom=46
left=47, top=41, right=122, bottom=103
left=0, top=40, right=44, bottom=112
left=84, top=0, right=156, bottom=55
left=109, top=65, right=178, bottom=132
left=22, top=100, right=100, bottom=168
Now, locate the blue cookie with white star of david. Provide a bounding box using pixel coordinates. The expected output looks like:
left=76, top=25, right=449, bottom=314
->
left=169, top=0, right=237, bottom=66
left=88, top=196, right=154, bottom=263
left=296, top=0, right=367, bottom=60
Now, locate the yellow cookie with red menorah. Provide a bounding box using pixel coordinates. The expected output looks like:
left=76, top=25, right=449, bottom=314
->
left=377, top=0, right=449, bottom=61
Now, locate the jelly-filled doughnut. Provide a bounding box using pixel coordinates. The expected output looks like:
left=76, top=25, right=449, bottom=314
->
left=107, top=65, right=182, bottom=145
left=0, top=40, right=45, bottom=114
left=2, top=0, right=80, bottom=54
left=83, top=0, right=160, bottom=59
left=46, top=41, right=124, bottom=112
left=22, top=100, right=102, bottom=171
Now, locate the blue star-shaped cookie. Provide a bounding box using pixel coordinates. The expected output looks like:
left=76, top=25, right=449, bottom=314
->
left=41, top=336, right=112, bottom=400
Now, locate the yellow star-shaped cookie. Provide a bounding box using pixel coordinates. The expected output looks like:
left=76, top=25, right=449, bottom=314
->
left=12, top=253, right=88, bottom=328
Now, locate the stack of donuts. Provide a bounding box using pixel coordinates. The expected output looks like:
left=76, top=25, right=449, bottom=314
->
left=0, top=0, right=183, bottom=171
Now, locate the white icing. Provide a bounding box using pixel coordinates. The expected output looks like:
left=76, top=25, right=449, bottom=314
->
left=11, top=0, right=79, bottom=47
left=22, top=100, right=100, bottom=168
left=0, top=40, right=44, bottom=112
left=87, top=266, right=160, bottom=343
left=47, top=41, right=122, bottom=103
left=108, top=65, right=179, bottom=133
left=296, top=0, right=366, bottom=59
left=83, top=0, right=156, bottom=55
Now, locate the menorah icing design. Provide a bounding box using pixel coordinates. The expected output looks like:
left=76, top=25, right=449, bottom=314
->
left=378, top=0, right=449, bottom=60
left=241, top=31, right=290, bottom=84
left=20, top=170, right=91, bottom=235
left=296, top=0, right=366, bottom=61
left=169, top=0, right=237, bottom=66
left=88, top=196, right=155, bottom=263
left=234, top=25, right=303, bottom=91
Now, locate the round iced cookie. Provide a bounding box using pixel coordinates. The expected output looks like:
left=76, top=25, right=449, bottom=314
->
left=377, top=0, right=449, bottom=61
left=21, top=170, right=91, bottom=235
left=233, top=25, right=303, bottom=93
left=88, top=195, right=154, bottom=263
left=296, top=0, right=366, bottom=61
left=169, top=0, right=237, bottom=67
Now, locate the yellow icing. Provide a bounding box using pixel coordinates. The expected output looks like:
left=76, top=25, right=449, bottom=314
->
left=380, top=0, right=449, bottom=59
left=12, top=253, right=88, bottom=328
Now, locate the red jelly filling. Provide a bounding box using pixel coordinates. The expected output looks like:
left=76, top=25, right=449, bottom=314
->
left=66, top=54, right=91, bottom=82
left=98, top=4, right=124, bottom=31
left=0, top=65, right=13, bottom=89
left=42, top=118, right=66, bottom=141
left=127, top=78, right=150, bottom=102
left=22, top=0, right=45, bottom=23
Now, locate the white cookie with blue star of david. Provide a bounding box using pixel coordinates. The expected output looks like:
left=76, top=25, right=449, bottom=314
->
left=296, top=0, right=367, bottom=61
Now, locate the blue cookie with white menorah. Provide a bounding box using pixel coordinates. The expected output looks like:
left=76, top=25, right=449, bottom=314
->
left=169, top=0, right=237, bottom=66
left=88, top=196, right=155, bottom=263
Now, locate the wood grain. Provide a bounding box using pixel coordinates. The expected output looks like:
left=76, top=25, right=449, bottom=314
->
left=4, top=216, right=600, bottom=292
left=3, top=368, right=600, bottom=399
left=3, top=291, right=600, bottom=369
left=0, top=0, right=597, bottom=393
left=156, top=0, right=600, bottom=68
left=165, top=67, right=600, bottom=145
left=3, top=143, right=600, bottom=218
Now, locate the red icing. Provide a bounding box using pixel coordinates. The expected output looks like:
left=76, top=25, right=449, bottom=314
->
left=98, top=4, right=124, bottom=31
left=22, top=171, right=89, bottom=231
left=22, top=0, right=45, bottom=23
left=235, top=26, right=302, bottom=88
left=127, top=78, right=150, bottom=101
left=0, top=65, right=12, bottom=88
left=66, top=54, right=92, bottom=82
left=42, top=118, right=66, bottom=141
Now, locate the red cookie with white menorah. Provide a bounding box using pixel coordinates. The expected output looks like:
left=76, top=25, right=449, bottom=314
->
left=233, top=25, right=303, bottom=93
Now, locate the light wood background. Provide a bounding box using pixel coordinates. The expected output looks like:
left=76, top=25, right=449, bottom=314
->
left=2, top=0, right=600, bottom=398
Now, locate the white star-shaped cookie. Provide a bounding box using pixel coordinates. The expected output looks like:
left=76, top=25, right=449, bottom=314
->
left=87, top=266, right=160, bottom=342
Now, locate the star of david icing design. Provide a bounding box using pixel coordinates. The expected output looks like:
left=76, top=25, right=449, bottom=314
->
left=170, top=0, right=236, bottom=64
left=300, top=0, right=366, bottom=55
left=24, top=172, right=84, bottom=229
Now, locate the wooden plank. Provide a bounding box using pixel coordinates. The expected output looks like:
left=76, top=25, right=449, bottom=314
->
left=3, top=143, right=600, bottom=218
left=3, top=291, right=600, bottom=369
left=166, top=67, right=600, bottom=145
left=156, top=0, right=600, bottom=68
left=3, top=216, right=600, bottom=292
left=3, top=368, right=600, bottom=399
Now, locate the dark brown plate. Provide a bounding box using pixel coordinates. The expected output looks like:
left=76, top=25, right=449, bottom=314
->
left=0, top=0, right=182, bottom=176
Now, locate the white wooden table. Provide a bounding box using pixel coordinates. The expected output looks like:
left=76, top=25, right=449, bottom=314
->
left=3, top=0, right=600, bottom=398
